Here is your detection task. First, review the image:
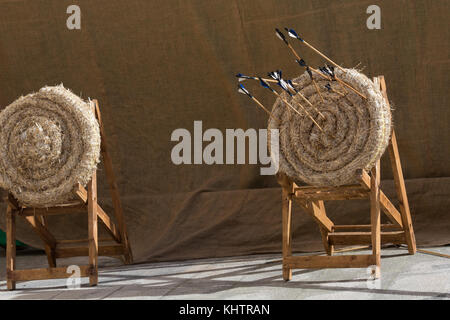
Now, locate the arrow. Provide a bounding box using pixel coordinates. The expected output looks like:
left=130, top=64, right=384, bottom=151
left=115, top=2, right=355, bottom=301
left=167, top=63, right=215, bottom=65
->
left=236, top=73, right=258, bottom=82
left=295, top=59, right=326, bottom=103
left=268, top=71, right=294, bottom=95
left=316, top=64, right=366, bottom=99
left=321, top=65, right=348, bottom=93
left=308, top=66, right=326, bottom=103
left=236, top=73, right=277, bottom=83
left=286, top=79, right=297, bottom=92
left=275, top=28, right=302, bottom=61
left=269, top=71, right=325, bottom=120
left=268, top=70, right=282, bottom=81
left=286, top=27, right=367, bottom=99
left=320, top=66, right=335, bottom=79
left=277, top=79, right=293, bottom=96
left=238, top=83, right=252, bottom=97
left=259, top=78, right=324, bottom=132
left=325, top=83, right=345, bottom=97
left=275, top=28, right=289, bottom=45
left=285, top=27, right=345, bottom=72
left=238, top=72, right=328, bottom=113
left=237, top=83, right=275, bottom=119
left=285, top=28, right=303, bottom=41
left=239, top=72, right=304, bottom=89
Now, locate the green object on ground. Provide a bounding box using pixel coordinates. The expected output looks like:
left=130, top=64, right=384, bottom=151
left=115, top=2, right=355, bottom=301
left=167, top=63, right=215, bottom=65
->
left=0, top=229, right=27, bottom=247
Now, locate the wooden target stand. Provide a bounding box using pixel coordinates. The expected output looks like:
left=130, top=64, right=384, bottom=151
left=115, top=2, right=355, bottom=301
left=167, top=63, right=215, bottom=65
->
left=277, top=76, right=416, bottom=280
left=4, top=100, right=133, bottom=290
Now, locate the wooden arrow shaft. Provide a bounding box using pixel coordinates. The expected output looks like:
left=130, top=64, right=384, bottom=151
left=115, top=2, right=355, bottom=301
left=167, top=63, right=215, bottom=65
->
left=330, top=86, right=346, bottom=97
left=292, top=89, right=325, bottom=120
left=251, top=97, right=271, bottom=115
left=272, top=91, right=324, bottom=132
left=310, top=67, right=367, bottom=99
left=287, top=43, right=301, bottom=60
left=303, top=40, right=345, bottom=72
left=241, top=77, right=277, bottom=83
left=312, top=80, right=325, bottom=103
left=285, top=42, right=368, bottom=100
left=251, top=96, right=277, bottom=122
left=277, top=34, right=368, bottom=100
left=335, top=78, right=367, bottom=99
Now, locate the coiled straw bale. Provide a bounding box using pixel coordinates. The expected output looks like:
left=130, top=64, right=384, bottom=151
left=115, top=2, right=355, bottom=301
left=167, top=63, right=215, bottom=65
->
left=0, top=85, right=100, bottom=207
left=268, top=69, right=391, bottom=186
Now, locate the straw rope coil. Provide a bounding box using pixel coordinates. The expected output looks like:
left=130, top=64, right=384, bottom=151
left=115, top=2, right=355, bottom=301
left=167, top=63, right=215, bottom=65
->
left=0, top=85, right=100, bottom=207
left=269, top=69, right=391, bottom=186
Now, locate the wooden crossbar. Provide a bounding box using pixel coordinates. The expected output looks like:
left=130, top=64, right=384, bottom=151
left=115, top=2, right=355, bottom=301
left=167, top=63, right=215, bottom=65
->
left=8, top=266, right=94, bottom=282
left=284, top=255, right=375, bottom=269
left=328, top=231, right=405, bottom=245
left=19, top=204, right=86, bottom=216
left=55, top=244, right=124, bottom=259
left=333, top=224, right=402, bottom=231
left=295, top=185, right=369, bottom=200
left=56, top=237, right=114, bottom=244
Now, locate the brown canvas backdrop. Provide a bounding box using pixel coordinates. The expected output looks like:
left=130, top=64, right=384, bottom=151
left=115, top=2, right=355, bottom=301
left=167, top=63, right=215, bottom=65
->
left=0, top=0, right=448, bottom=263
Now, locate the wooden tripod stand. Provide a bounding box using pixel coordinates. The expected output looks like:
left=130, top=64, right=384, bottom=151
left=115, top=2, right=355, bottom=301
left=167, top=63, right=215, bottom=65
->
left=4, top=100, right=133, bottom=290
left=277, top=76, right=416, bottom=280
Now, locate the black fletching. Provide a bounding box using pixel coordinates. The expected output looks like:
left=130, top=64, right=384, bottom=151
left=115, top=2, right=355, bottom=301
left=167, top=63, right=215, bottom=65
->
left=319, top=67, right=330, bottom=77
left=326, top=65, right=336, bottom=79
left=287, top=80, right=298, bottom=93
left=275, top=28, right=288, bottom=45
left=277, top=79, right=292, bottom=96
left=296, top=59, right=307, bottom=67
left=268, top=71, right=281, bottom=81
left=306, top=67, right=313, bottom=80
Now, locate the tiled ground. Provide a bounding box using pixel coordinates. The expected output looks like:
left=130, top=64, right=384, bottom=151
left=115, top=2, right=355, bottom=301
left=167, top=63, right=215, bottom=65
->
left=0, top=246, right=449, bottom=299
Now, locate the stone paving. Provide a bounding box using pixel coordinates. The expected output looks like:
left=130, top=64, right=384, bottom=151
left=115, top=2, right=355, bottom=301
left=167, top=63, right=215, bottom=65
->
left=0, top=246, right=448, bottom=299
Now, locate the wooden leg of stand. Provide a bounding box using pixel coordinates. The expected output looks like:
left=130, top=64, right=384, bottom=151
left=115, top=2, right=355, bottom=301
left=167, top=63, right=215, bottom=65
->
left=281, top=183, right=293, bottom=281
left=388, top=130, right=417, bottom=254
left=319, top=227, right=334, bottom=256
left=370, top=161, right=381, bottom=278
left=94, top=100, right=133, bottom=264
left=6, top=205, right=16, bottom=290
left=315, top=201, right=334, bottom=256
left=40, top=216, right=56, bottom=268
left=377, top=76, right=416, bottom=254
left=88, top=172, right=98, bottom=286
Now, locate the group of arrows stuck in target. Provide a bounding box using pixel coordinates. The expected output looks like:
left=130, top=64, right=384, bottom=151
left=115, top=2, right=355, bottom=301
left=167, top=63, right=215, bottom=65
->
left=236, top=27, right=367, bottom=133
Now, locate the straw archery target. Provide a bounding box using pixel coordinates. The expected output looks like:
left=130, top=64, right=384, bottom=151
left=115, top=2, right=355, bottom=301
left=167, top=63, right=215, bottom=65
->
left=268, top=68, right=391, bottom=186
left=0, top=85, right=101, bottom=207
